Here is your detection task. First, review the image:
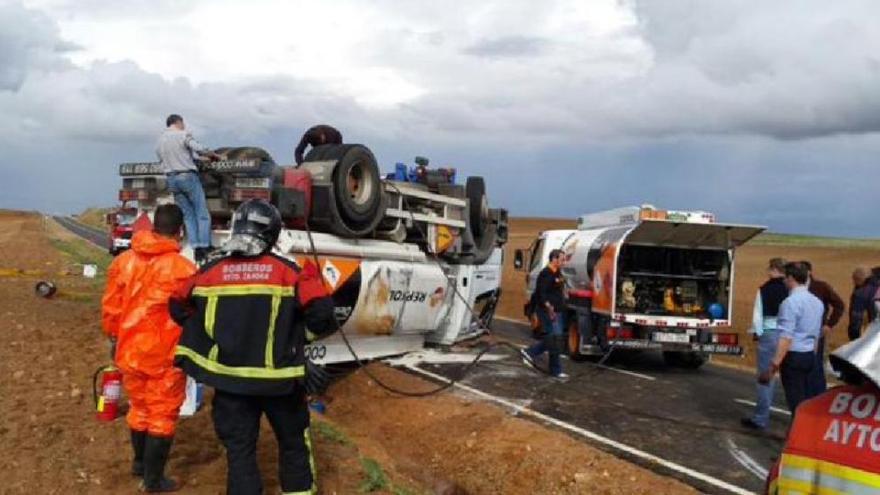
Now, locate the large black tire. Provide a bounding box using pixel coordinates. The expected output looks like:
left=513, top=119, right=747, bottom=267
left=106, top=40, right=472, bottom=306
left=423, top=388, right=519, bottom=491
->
left=332, top=146, right=382, bottom=224
left=224, top=146, right=276, bottom=164
left=662, top=351, right=708, bottom=369
left=466, top=177, right=488, bottom=235
left=307, top=144, right=384, bottom=237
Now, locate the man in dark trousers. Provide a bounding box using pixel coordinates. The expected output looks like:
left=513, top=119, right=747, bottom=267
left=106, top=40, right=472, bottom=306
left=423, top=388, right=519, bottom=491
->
left=759, top=262, right=824, bottom=416
left=741, top=257, right=788, bottom=430
left=801, top=260, right=844, bottom=395
left=294, top=124, right=342, bottom=165
left=521, top=249, right=568, bottom=379
left=848, top=266, right=879, bottom=341
left=174, top=199, right=336, bottom=494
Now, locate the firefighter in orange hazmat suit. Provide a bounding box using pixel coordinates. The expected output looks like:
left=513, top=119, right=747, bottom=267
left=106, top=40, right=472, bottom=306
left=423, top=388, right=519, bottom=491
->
left=101, top=204, right=196, bottom=493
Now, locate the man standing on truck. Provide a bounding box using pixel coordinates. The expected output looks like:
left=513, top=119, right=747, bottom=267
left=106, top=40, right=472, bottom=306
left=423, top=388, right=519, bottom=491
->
left=294, top=124, right=342, bottom=165
left=742, top=258, right=788, bottom=430
left=759, top=262, right=825, bottom=416
left=173, top=199, right=336, bottom=495
left=801, top=261, right=845, bottom=395
left=102, top=204, right=196, bottom=492
left=521, top=249, right=569, bottom=379
left=847, top=266, right=878, bottom=341
left=156, top=114, right=223, bottom=263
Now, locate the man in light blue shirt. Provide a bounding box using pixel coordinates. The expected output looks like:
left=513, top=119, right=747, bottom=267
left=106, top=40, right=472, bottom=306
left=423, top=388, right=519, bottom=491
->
left=759, top=262, right=824, bottom=416
left=156, top=114, right=222, bottom=262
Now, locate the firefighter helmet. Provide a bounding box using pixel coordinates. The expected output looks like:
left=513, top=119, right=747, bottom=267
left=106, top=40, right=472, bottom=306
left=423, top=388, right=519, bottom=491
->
left=221, top=199, right=283, bottom=257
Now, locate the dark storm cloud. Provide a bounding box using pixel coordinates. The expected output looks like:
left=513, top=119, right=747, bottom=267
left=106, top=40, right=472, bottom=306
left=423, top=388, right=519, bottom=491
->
left=463, top=36, right=551, bottom=58
left=3, top=0, right=880, bottom=239
left=0, top=2, right=75, bottom=91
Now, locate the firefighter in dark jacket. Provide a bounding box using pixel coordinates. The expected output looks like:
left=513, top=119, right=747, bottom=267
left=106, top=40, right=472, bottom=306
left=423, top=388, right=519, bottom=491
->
left=173, top=199, right=336, bottom=495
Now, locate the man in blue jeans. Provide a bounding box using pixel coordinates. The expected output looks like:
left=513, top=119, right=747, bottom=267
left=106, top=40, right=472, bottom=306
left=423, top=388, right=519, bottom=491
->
left=741, top=258, right=788, bottom=430
left=156, top=114, right=223, bottom=263
left=522, top=249, right=569, bottom=379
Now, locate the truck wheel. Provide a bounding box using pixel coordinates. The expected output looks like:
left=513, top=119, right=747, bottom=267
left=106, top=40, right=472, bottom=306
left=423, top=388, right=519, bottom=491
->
left=225, top=146, right=276, bottom=164
left=662, top=351, right=707, bottom=369
left=466, top=177, right=488, bottom=234
left=567, top=318, right=588, bottom=361
left=333, top=146, right=381, bottom=222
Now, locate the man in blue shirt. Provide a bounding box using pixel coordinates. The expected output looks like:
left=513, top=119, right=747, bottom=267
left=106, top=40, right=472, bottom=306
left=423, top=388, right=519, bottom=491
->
left=758, top=262, right=825, bottom=416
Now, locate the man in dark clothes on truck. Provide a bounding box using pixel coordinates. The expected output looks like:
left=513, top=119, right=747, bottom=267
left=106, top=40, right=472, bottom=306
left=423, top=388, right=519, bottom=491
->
left=294, top=124, right=342, bottom=165
left=848, top=266, right=879, bottom=341
left=801, top=260, right=845, bottom=395
left=521, top=249, right=569, bottom=379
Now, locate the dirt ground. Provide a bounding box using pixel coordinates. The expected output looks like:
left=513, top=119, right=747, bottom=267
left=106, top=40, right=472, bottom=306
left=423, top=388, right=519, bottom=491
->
left=498, top=218, right=880, bottom=369
left=0, top=211, right=697, bottom=494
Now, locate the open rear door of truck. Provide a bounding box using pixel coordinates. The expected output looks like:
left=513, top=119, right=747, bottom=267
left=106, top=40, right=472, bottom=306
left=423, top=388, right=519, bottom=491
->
left=624, top=220, right=765, bottom=249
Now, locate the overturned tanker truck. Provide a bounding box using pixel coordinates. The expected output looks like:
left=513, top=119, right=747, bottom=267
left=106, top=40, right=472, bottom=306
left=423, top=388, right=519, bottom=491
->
left=116, top=144, right=509, bottom=364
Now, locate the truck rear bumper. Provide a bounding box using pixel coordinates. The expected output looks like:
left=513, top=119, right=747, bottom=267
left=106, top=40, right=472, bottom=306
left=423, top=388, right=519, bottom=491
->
left=582, top=340, right=743, bottom=356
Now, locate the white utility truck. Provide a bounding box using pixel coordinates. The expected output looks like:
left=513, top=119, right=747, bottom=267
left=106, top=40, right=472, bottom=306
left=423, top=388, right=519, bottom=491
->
left=514, top=206, right=764, bottom=368
left=116, top=145, right=508, bottom=364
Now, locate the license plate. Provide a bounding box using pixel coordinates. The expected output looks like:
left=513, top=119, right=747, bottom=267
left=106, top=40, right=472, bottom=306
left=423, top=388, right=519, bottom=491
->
left=653, top=332, right=690, bottom=343
left=119, top=162, right=163, bottom=176
left=235, top=177, right=271, bottom=188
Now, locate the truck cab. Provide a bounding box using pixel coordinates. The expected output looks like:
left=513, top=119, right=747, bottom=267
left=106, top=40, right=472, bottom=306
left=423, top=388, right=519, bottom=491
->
left=106, top=206, right=139, bottom=255
left=516, top=205, right=765, bottom=369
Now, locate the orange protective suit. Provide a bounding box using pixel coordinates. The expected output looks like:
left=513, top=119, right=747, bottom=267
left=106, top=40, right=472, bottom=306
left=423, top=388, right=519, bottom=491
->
left=101, top=230, right=196, bottom=436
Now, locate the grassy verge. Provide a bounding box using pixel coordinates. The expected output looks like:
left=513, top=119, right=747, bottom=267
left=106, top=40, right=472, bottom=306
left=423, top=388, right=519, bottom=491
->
left=48, top=237, right=112, bottom=302
left=314, top=420, right=422, bottom=495
left=75, top=207, right=113, bottom=231
left=746, top=233, right=880, bottom=249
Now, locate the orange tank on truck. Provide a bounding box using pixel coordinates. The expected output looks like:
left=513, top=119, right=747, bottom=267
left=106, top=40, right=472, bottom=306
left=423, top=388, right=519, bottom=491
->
left=514, top=205, right=765, bottom=369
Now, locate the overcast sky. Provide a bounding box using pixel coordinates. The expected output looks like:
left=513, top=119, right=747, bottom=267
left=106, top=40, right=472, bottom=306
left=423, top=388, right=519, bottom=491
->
left=2, top=0, right=879, bottom=237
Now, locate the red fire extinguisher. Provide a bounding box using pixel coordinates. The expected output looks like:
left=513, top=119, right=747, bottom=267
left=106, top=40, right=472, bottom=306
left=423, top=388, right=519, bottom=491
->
left=93, top=365, right=122, bottom=422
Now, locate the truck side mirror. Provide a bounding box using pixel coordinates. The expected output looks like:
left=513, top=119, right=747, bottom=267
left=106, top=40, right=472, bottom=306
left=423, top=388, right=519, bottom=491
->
left=513, top=249, right=526, bottom=271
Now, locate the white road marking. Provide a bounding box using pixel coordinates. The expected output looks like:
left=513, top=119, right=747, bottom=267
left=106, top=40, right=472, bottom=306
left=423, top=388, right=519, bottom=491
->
left=494, top=315, right=527, bottom=324
left=402, top=363, right=756, bottom=495
left=726, top=437, right=769, bottom=481
left=734, top=399, right=791, bottom=417
left=384, top=349, right=507, bottom=366
left=593, top=363, right=656, bottom=381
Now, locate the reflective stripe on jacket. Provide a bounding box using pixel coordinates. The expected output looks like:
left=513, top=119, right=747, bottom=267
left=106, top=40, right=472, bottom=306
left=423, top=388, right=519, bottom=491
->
left=767, top=384, right=880, bottom=494
left=174, top=252, right=335, bottom=396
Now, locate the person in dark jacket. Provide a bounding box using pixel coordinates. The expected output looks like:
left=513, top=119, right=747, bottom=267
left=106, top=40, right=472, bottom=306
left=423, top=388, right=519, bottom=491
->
left=521, top=249, right=568, bottom=379
left=801, top=260, right=845, bottom=396
left=173, top=199, right=336, bottom=495
left=848, top=267, right=879, bottom=341
left=741, top=257, right=788, bottom=430
left=294, top=124, right=343, bottom=165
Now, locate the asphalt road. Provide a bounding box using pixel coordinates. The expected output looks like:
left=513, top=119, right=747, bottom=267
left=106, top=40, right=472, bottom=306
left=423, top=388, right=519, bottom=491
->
left=53, top=216, right=108, bottom=249
left=405, top=318, right=790, bottom=495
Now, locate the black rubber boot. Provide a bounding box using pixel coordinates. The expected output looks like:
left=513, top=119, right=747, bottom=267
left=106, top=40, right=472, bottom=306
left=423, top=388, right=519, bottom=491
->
left=141, top=435, right=180, bottom=493
left=131, top=430, right=147, bottom=477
